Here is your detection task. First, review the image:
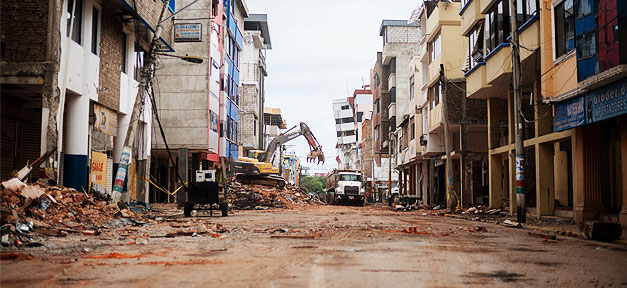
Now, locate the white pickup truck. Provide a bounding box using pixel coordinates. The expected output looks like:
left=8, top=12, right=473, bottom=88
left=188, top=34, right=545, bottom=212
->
left=325, top=170, right=365, bottom=206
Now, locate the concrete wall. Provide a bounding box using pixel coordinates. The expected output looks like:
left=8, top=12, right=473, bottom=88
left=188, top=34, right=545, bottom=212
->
left=153, top=0, right=212, bottom=151
left=240, top=83, right=258, bottom=149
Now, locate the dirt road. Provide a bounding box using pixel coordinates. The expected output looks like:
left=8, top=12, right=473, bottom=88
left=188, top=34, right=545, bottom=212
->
left=2, top=204, right=626, bottom=287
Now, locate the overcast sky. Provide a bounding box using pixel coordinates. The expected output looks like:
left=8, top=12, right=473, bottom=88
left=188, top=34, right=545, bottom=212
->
left=245, top=0, right=420, bottom=174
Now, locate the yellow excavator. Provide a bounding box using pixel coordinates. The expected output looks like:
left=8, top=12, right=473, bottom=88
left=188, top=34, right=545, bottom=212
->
left=231, top=122, right=325, bottom=187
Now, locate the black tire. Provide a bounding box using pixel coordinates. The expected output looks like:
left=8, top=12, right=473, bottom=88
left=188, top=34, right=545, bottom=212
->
left=220, top=200, right=228, bottom=217
left=184, top=201, right=194, bottom=217
left=277, top=180, right=286, bottom=188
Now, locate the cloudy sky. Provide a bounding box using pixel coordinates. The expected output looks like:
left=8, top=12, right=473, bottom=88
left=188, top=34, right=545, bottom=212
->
left=245, top=0, right=420, bottom=174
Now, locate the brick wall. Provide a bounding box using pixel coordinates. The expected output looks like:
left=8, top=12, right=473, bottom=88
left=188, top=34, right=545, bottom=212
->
left=385, top=26, right=421, bottom=44
left=444, top=80, right=463, bottom=124
left=98, top=5, right=123, bottom=110
left=0, top=0, right=48, bottom=62
left=123, top=0, right=174, bottom=47
left=240, top=84, right=258, bottom=148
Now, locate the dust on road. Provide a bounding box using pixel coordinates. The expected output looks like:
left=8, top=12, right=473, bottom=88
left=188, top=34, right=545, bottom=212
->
left=2, top=204, right=626, bottom=288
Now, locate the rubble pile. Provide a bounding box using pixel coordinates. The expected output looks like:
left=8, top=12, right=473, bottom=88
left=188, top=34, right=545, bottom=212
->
left=1, top=178, right=140, bottom=247
left=227, top=181, right=323, bottom=210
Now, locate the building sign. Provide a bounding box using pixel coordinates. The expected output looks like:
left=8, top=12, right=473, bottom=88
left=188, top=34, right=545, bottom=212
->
left=554, top=97, right=586, bottom=132
left=586, top=78, right=627, bottom=123
left=89, top=151, right=107, bottom=193
left=93, top=103, right=118, bottom=136
left=553, top=78, right=627, bottom=131
left=175, top=23, right=202, bottom=42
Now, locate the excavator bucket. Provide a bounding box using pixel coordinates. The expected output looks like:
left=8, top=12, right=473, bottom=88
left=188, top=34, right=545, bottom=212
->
left=307, top=149, right=325, bottom=165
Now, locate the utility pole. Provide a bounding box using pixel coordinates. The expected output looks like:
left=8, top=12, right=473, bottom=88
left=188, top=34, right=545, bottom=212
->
left=112, top=0, right=171, bottom=203
left=509, top=0, right=526, bottom=223
left=440, top=64, right=457, bottom=212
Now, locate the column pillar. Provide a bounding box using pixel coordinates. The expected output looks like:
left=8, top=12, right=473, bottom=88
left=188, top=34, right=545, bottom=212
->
left=619, top=116, right=627, bottom=227
left=574, top=125, right=604, bottom=222
left=536, top=142, right=555, bottom=216
left=509, top=151, right=517, bottom=215
left=63, top=94, right=89, bottom=191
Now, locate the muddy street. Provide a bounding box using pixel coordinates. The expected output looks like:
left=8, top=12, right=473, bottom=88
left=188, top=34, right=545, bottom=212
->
left=2, top=204, right=626, bottom=287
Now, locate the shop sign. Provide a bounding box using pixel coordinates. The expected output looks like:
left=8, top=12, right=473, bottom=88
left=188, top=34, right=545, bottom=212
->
left=90, top=151, right=107, bottom=193
left=554, top=96, right=586, bottom=132
left=586, top=78, right=627, bottom=123
left=175, top=23, right=202, bottom=42
left=93, top=104, right=118, bottom=136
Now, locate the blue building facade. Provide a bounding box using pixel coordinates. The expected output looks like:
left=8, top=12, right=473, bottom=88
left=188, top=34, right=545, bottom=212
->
left=223, top=0, right=244, bottom=160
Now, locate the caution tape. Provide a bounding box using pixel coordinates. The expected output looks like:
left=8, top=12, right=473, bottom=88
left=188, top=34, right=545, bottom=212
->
left=140, top=177, right=187, bottom=196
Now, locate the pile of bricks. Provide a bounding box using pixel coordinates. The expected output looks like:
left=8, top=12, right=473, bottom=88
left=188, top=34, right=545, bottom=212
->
left=227, top=182, right=322, bottom=210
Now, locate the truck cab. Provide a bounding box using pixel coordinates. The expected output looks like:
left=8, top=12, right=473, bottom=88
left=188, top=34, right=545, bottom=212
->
left=326, top=170, right=365, bottom=206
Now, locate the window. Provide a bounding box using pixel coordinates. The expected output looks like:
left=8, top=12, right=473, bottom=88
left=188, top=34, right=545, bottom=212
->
left=121, top=33, right=127, bottom=73
left=486, top=0, right=510, bottom=53
left=429, top=83, right=441, bottom=110
left=410, top=122, right=415, bottom=140
left=253, top=119, right=257, bottom=136
left=341, top=105, right=350, bottom=110
left=467, top=23, right=484, bottom=70
left=516, top=0, right=538, bottom=26
left=335, top=119, right=340, bottom=124
left=429, top=31, right=441, bottom=63
left=134, top=43, right=145, bottom=81
left=339, top=174, right=362, bottom=182
left=374, top=73, right=380, bottom=87
left=374, top=99, right=380, bottom=114
left=66, top=0, right=83, bottom=44
left=91, top=7, right=99, bottom=55
left=337, top=131, right=342, bottom=137
left=390, top=58, right=396, bottom=73
left=210, top=111, right=218, bottom=132
left=374, top=127, right=379, bottom=141
left=409, top=76, right=415, bottom=100
left=554, top=0, right=575, bottom=58
left=357, top=112, right=364, bottom=122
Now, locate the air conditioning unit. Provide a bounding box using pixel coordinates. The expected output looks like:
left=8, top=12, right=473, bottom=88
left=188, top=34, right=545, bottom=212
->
left=419, top=135, right=428, bottom=146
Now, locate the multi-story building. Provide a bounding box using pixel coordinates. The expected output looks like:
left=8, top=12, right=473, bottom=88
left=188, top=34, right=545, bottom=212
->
left=332, top=97, right=357, bottom=169
left=1, top=0, right=174, bottom=204
left=350, top=87, right=373, bottom=171
left=240, top=14, right=271, bottom=155
left=460, top=0, right=626, bottom=228
left=223, top=0, right=248, bottom=161
left=540, top=0, right=626, bottom=225
left=282, top=153, right=300, bottom=186
left=152, top=0, right=249, bottom=202
left=263, top=107, right=286, bottom=167
left=371, top=52, right=391, bottom=166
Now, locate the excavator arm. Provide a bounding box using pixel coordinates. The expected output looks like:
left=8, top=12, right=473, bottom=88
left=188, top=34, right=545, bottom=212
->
left=261, top=122, right=325, bottom=165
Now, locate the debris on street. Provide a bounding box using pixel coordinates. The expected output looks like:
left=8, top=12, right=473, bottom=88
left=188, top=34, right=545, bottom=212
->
left=227, top=181, right=323, bottom=210
left=1, top=178, right=145, bottom=247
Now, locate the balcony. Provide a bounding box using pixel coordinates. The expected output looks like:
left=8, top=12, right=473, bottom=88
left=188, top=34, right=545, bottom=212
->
left=428, top=54, right=442, bottom=86
left=388, top=103, right=396, bottom=121
left=460, top=0, right=484, bottom=36
left=428, top=103, right=443, bottom=132
left=388, top=73, right=396, bottom=91
left=485, top=43, right=512, bottom=85
left=465, top=62, right=499, bottom=99
left=426, top=1, right=462, bottom=38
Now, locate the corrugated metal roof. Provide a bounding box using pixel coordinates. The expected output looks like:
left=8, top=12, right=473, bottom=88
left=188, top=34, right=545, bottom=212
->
left=379, top=20, right=419, bottom=36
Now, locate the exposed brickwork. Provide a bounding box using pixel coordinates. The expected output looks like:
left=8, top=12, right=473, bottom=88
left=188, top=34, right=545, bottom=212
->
left=98, top=5, right=123, bottom=110
left=0, top=0, right=48, bottom=62
left=385, top=26, right=421, bottom=44
left=240, top=84, right=258, bottom=149
left=124, top=0, right=174, bottom=47
left=361, top=119, right=373, bottom=180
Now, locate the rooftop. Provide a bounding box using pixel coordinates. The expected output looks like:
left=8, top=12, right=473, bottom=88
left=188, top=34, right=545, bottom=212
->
left=379, top=19, right=419, bottom=36
left=244, top=14, right=272, bottom=49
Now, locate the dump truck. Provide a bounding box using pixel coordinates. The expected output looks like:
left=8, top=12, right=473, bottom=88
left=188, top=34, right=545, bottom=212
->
left=325, top=169, right=365, bottom=206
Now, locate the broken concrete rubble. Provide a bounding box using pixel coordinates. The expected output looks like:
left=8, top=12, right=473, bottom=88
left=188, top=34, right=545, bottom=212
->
left=227, top=181, right=323, bottom=210
left=0, top=178, right=148, bottom=247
